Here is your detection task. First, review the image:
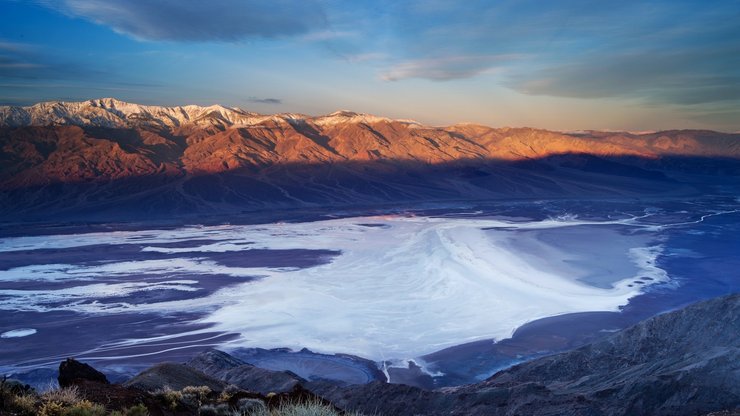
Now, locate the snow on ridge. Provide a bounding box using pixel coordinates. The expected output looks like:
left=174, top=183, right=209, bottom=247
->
left=312, top=110, right=420, bottom=126
left=0, top=98, right=422, bottom=129
left=0, top=98, right=263, bottom=128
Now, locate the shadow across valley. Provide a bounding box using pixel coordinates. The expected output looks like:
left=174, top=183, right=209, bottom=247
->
left=1, top=153, right=738, bottom=223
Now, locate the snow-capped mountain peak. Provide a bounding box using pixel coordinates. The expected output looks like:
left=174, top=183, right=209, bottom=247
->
left=312, top=110, right=420, bottom=126
left=0, top=98, right=420, bottom=129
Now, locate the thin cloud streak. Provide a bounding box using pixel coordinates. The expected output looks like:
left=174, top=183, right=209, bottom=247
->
left=509, top=48, right=740, bottom=105
left=3, top=0, right=740, bottom=130
left=368, top=0, right=740, bottom=127
left=34, top=0, right=328, bottom=41
left=247, top=97, right=282, bottom=104
left=381, top=55, right=520, bottom=81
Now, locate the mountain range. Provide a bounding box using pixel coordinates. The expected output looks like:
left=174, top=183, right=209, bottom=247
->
left=1, top=98, right=739, bottom=221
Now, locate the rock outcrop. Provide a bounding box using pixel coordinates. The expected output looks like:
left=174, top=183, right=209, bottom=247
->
left=58, top=358, right=109, bottom=387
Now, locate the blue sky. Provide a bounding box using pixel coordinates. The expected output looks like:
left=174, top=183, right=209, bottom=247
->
left=1, top=0, right=739, bottom=131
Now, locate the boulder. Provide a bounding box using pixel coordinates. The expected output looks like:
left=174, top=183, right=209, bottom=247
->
left=58, top=358, right=109, bottom=387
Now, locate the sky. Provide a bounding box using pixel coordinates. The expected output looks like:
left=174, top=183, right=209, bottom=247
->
left=0, top=0, right=739, bottom=131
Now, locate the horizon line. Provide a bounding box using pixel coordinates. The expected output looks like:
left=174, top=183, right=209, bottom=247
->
left=2, top=97, right=740, bottom=135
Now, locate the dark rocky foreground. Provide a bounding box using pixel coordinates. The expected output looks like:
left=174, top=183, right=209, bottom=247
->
left=2, top=293, right=738, bottom=415
left=315, top=293, right=740, bottom=415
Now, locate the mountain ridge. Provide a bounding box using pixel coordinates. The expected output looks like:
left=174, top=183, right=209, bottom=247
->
left=0, top=98, right=419, bottom=130
left=3, top=98, right=739, bottom=135
left=1, top=98, right=739, bottom=221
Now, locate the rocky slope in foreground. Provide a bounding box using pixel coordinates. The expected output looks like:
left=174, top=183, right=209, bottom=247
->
left=314, top=293, right=740, bottom=415
left=1, top=99, right=739, bottom=221
left=4, top=294, right=737, bottom=415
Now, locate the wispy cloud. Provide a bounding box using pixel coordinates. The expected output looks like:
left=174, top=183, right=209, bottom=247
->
left=381, top=55, right=518, bottom=81
left=247, top=97, right=282, bottom=104
left=0, top=39, right=73, bottom=80
left=345, top=52, right=387, bottom=63
left=689, top=108, right=740, bottom=129
left=0, top=41, right=42, bottom=77
left=372, top=0, right=740, bottom=114
left=35, top=0, right=327, bottom=41
left=5, top=0, right=740, bottom=129
left=0, top=59, right=43, bottom=70
left=0, top=41, right=37, bottom=53
left=509, top=47, right=740, bottom=105
left=301, top=30, right=357, bottom=42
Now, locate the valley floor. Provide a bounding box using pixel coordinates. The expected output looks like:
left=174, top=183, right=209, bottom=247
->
left=1, top=195, right=738, bottom=389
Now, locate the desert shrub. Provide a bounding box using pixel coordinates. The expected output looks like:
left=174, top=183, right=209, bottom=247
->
left=124, top=403, right=150, bottom=416
left=198, top=403, right=231, bottom=416
left=218, top=384, right=241, bottom=402
left=241, top=399, right=360, bottom=416
left=182, top=385, right=212, bottom=406
left=152, top=386, right=183, bottom=410
left=236, top=397, right=266, bottom=414
left=217, top=390, right=232, bottom=403
left=109, top=403, right=150, bottom=416
left=39, top=401, right=66, bottom=416
left=275, top=400, right=341, bottom=416
left=180, top=385, right=211, bottom=409
left=61, top=399, right=106, bottom=416
left=277, top=400, right=369, bottom=416
left=0, top=376, right=37, bottom=415
left=8, top=393, right=38, bottom=415
left=41, top=385, right=81, bottom=406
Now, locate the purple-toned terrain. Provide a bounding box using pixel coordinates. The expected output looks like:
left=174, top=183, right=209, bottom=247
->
left=1, top=195, right=737, bottom=388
